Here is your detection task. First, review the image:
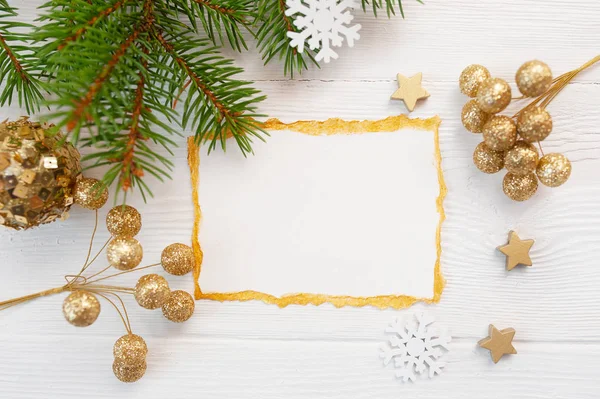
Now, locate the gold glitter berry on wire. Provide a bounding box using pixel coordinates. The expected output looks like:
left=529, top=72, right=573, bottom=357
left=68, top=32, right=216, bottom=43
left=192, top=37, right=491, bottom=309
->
left=0, top=204, right=196, bottom=383
left=459, top=55, right=600, bottom=201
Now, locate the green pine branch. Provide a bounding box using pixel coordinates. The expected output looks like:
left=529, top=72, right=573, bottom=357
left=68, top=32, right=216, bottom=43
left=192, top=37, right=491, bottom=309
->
left=0, top=1, right=43, bottom=114
left=0, top=0, right=422, bottom=201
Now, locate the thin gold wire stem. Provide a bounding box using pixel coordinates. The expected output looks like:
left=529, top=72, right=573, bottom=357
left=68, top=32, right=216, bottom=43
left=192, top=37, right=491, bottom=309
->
left=93, top=291, right=132, bottom=334
left=84, top=238, right=112, bottom=271
left=84, top=263, right=161, bottom=285
left=85, top=264, right=113, bottom=281
left=78, top=210, right=100, bottom=275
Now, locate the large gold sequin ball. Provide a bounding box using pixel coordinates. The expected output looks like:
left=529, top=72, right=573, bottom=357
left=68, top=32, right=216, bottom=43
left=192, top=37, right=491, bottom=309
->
left=0, top=117, right=82, bottom=229
left=459, top=60, right=572, bottom=201
left=62, top=291, right=101, bottom=327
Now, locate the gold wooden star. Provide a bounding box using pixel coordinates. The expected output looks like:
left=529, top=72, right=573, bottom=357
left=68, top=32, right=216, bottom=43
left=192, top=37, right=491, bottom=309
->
left=497, top=231, right=534, bottom=271
left=478, top=325, right=517, bottom=363
left=391, top=73, right=430, bottom=112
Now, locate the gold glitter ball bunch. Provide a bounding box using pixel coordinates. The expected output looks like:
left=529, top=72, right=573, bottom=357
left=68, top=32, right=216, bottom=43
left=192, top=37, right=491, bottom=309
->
left=0, top=117, right=82, bottom=229
left=113, top=334, right=148, bottom=383
left=459, top=60, right=572, bottom=201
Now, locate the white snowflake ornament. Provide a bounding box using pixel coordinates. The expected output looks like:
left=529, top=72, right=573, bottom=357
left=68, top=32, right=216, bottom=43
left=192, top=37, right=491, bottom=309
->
left=380, top=313, right=451, bottom=383
left=285, top=0, right=361, bottom=63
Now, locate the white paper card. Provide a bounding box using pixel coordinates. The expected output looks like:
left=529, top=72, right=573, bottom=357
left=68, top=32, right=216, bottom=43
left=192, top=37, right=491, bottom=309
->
left=197, top=119, right=443, bottom=306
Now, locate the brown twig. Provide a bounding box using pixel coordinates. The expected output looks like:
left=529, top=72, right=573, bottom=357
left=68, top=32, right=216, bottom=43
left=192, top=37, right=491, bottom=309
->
left=278, top=0, right=297, bottom=55
left=58, top=0, right=128, bottom=50
left=0, top=32, right=29, bottom=82
left=67, top=29, right=141, bottom=131
left=155, top=31, right=230, bottom=121
left=193, top=0, right=237, bottom=15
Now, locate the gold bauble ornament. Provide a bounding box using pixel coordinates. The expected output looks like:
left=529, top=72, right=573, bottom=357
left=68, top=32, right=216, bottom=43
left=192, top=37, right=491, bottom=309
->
left=482, top=116, right=517, bottom=151
left=516, top=60, right=553, bottom=97
left=162, top=290, right=195, bottom=323
left=73, top=177, right=108, bottom=210
left=503, top=172, right=538, bottom=201
left=516, top=106, right=553, bottom=143
left=504, top=141, right=539, bottom=176
left=161, top=243, right=195, bottom=276
left=134, top=274, right=171, bottom=310
left=0, top=117, right=82, bottom=230
left=106, top=205, right=142, bottom=237
left=459, top=64, right=491, bottom=97
left=476, top=78, right=512, bottom=114
left=114, top=334, right=148, bottom=364
left=473, top=142, right=505, bottom=174
left=112, top=358, right=147, bottom=383
left=107, top=237, right=143, bottom=270
left=462, top=100, right=491, bottom=133
left=62, top=291, right=101, bottom=327
left=536, top=153, right=571, bottom=187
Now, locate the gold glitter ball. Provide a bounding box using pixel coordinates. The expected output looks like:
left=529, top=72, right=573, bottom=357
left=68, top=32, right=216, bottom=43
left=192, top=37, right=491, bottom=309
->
left=482, top=116, right=517, bottom=151
left=536, top=153, right=571, bottom=187
left=62, top=291, right=101, bottom=327
left=73, top=177, right=108, bottom=210
left=114, top=334, right=147, bottom=364
left=106, top=205, right=142, bottom=237
left=503, top=172, right=538, bottom=201
left=112, top=358, right=146, bottom=383
left=0, top=117, right=82, bottom=230
left=473, top=142, right=504, bottom=174
left=459, top=64, right=491, bottom=97
left=135, top=274, right=171, bottom=310
left=504, top=141, right=539, bottom=176
left=476, top=77, right=512, bottom=114
left=462, top=100, right=491, bottom=133
left=162, top=243, right=195, bottom=276
left=107, top=236, right=143, bottom=270
left=516, top=106, right=553, bottom=143
left=516, top=60, right=553, bottom=97
left=162, top=290, right=195, bottom=323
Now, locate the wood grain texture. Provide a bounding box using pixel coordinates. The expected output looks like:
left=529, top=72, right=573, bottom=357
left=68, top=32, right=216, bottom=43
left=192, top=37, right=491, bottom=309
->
left=1, top=0, right=600, bottom=398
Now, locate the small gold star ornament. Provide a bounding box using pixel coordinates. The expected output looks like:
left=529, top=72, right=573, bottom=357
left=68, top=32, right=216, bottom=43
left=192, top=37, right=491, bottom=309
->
left=478, top=325, right=517, bottom=363
left=391, top=72, right=430, bottom=112
left=497, top=231, right=534, bottom=271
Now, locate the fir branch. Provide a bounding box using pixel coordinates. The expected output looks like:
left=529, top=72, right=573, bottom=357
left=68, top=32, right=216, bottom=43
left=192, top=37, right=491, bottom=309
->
left=154, top=29, right=266, bottom=154
left=255, top=0, right=318, bottom=76
left=0, top=2, right=43, bottom=113
left=181, top=0, right=254, bottom=51
left=361, top=0, right=423, bottom=18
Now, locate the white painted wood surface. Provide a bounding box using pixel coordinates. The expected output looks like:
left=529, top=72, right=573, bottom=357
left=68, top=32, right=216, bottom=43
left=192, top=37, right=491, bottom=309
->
left=1, top=1, right=600, bottom=398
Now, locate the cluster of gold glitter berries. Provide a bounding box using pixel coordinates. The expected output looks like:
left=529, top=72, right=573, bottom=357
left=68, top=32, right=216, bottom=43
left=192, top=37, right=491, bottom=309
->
left=60, top=201, right=197, bottom=382
left=459, top=60, right=572, bottom=201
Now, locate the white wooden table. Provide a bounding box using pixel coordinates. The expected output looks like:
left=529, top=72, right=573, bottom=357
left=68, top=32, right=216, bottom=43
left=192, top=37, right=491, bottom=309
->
left=1, top=1, right=600, bottom=398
